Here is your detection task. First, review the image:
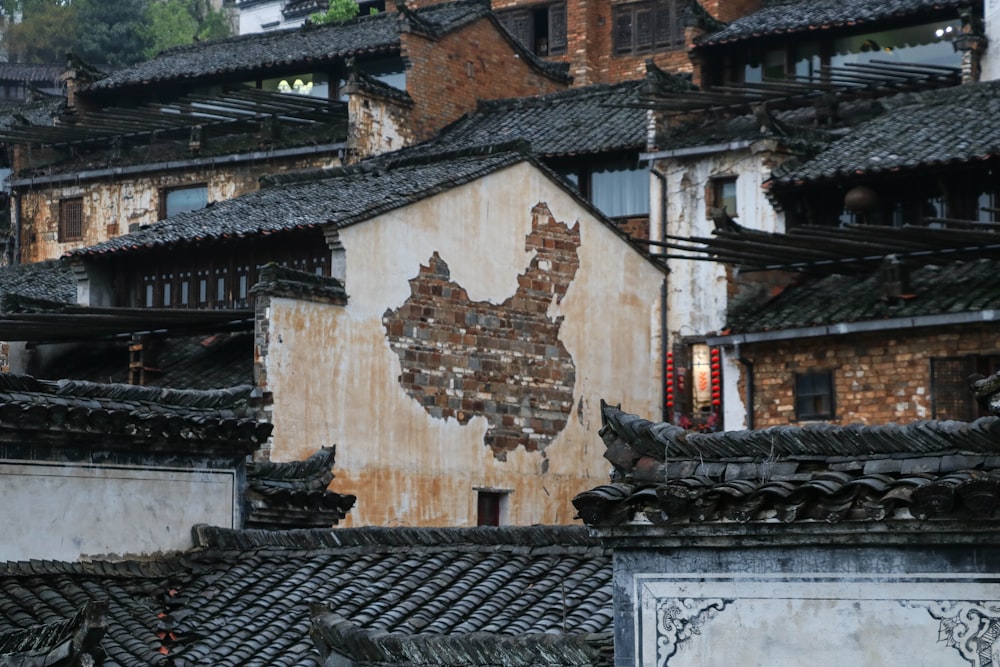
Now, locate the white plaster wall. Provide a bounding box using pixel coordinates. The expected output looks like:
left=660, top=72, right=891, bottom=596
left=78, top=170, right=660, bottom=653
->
left=656, top=143, right=785, bottom=429
left=983, top=0, right=1000, bottom=80
left=235, top=1, right=301, bottom=33
left=0, top=461, right=236, bottom=561
left=263, top=162, right=664, bottom=527
left=637, top=574, right=1000, bottom=666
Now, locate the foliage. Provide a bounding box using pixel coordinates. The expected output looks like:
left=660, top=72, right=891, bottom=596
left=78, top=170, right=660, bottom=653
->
left=2, top=0, right=77, bottom=64
left=1, top=0, right=232, bottom=67
left=70, top=0, right=151, bottom=66
left=310, top=0, right=359, bottom=25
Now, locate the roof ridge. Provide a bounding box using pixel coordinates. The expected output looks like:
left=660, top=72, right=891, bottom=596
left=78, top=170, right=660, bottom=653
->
left=475, top=79, right=642, bottom=112
left=192, top=524, right=603, bottom=550
left=260, top=140, right=530, bottom=188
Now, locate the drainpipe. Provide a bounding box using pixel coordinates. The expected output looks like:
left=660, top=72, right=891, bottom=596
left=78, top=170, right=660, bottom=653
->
left=735, top=343, right=754, bottom=430
left=11, top=188, right=21, bottom=265
left=651, top=165, right=669, bottom=421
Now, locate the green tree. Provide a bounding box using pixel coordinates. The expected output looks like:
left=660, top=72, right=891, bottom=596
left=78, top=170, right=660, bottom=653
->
left=310, top=0, right=359, bottom=25
left=73, top=0, right=151, bottom=66
left=2, top=0, right=78, bottom=64
left=141, top=0, right=231, bottom=59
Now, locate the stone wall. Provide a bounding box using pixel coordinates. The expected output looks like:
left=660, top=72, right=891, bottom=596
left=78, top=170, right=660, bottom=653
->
left=743, top=324, right=1000, bottom=426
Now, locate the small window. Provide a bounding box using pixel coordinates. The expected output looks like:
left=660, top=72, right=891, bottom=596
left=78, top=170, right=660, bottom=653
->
left=612, top=0, right=683, bottom=56
left=161, top=185, right=208, bottom=219
left=591, top=162, right=650, bottom=218
left=58, top=198, right=84, bottom=242
left=476, top=490, right=509, bottom=526
left=795, top=371, right=834, bottom=421
left=710, top=176, right=738, bottom=218
left=498, top=3, right=567, bottom=57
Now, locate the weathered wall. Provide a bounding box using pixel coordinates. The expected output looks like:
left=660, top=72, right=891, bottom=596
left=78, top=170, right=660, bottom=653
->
left=982, top=0, right=1000, bottom=81
left=261, top=162, right=664, bottom=526
left=401, top=21, right=569, bottom=140
left=612, top=541, right=1000, bottom=666
left=17, top=152, right=341, bottom=263
left=740, top=324, right=1000, bottom=427
left=346, top=91, right=415, bottom=162
left=0, top=460, right=238, bottom=561
left=655, top=141, right=787, bottom=429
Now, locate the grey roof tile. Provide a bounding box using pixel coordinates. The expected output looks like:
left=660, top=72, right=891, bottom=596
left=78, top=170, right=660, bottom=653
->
left=0, top=260, right=76, bottom=312
left=726, top=258, right=1000, bottom=333
left=697, top=0, right=971, bottom=47
left=772, top=80, right=1000, bottom=186
left=432, top=81, right=648, bottom=157
left=574, top=403, right=1000, bottom=527
left=86, top=0, right=566, bottom=93
left=69, top=145, right=529, bottom=258
left=0, top=526, right=611, bottom=667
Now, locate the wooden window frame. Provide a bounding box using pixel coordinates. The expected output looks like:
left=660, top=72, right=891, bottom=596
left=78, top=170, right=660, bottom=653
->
left=497, top=2, right=568, bottom=57
left=794, top=370, right=835, bottom=421
left=612, top=0, right=683, bottom=56
left=708, top=175, right=738, bottom=219
left=58, top=197, right=84, bottom=242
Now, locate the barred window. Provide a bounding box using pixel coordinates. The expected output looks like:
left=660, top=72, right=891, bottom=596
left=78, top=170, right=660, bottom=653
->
left=58, top=198, right=84, bottom=242
left=613, top=0, right=683, bottom=55
left=932, top=355, right=1000, bottom=420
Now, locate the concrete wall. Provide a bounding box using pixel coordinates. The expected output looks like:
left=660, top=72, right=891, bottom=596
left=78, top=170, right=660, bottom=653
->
left=654, top=141, right=787, bottom=429
left=0, top=460, right=238, bottom=561
left=260, top=162, right=665, bottom=526
left=17, top=152, right=340, bottom=263
left=612, top=540, right=1000, bottom=666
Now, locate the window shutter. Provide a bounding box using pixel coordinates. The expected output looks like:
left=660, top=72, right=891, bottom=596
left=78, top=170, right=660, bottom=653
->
left=654, top=0, right=679, bottom=48
left=613, top=8, right=633, bottom=54
left=548, top=3, right=567, bottom=55
left=499, top=9, right=532, bottom=51
left=635, top=8, right=653, bottom=51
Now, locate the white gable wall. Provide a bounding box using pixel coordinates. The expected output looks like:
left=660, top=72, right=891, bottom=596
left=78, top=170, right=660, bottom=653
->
left=260, top=162, right=664, bottom=526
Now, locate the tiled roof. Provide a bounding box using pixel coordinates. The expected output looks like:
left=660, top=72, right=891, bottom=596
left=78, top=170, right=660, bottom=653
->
left=0, top=373, right=271, bottom=447
left=246, top=447, right=357, bottom=528
left=0, top=63, right=63, bottom=83
left=573, top=402, right=1000, bottom=527
left=432, top=81, right=648, bottom=157
left=771, top=79, right=1000, bottom=186
left=69, top=145, right=529, bottom=258
left=86, top=0, right=566, bottom=93
left=0, top=260, right=76, bottom=312
left=697, top=0, right=971, bottom=46
left=726, top=258, right=1000, bottom=334
left=0, top=526, right=612, bottom=667
left=30, top=333, right=255, bottom=390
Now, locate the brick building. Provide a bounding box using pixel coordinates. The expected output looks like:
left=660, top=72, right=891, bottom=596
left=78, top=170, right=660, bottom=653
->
left=2, top=143, right=667, bottom=528
left=0, top=0, right=570, bottom=264
left=636, top=0, right=988, bottom=431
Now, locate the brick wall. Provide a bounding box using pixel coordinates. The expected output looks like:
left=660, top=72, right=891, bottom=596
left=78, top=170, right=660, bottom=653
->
left=382, top=203, right=581, bottom=458
left=743, top=324, right=1000, bottom=427
left=400, top=21, right=569, bottom=140
left=484, top=0, right=764, bottom=86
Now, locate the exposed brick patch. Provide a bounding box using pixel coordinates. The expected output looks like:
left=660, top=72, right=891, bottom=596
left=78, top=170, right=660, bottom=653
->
left=383, top=204, right=580, bottom=458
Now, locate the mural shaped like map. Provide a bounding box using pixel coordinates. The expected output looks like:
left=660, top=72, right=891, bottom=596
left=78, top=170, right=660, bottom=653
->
left=382, top=203, right=579, bottom=458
